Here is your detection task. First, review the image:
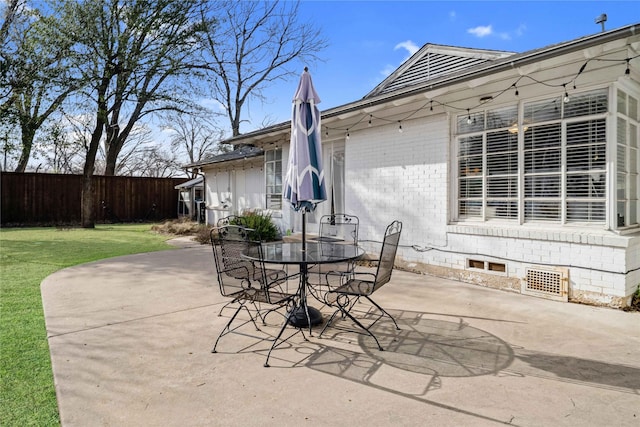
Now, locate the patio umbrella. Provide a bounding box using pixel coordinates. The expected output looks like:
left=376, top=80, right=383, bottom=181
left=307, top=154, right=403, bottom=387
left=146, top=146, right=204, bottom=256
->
left=283, top=67, right=327, bottom=251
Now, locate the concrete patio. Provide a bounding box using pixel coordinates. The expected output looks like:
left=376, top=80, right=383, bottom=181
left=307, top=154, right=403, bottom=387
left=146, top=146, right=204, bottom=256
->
left=41, top=237, right=640, bottom=426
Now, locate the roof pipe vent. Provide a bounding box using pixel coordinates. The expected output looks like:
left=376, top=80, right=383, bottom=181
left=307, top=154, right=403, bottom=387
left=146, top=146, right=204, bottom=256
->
left=595, top=14, right=607, bottom=32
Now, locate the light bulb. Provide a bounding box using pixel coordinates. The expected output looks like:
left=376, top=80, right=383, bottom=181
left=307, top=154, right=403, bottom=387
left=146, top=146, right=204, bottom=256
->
left=368, top=115, right=372, bottom=127
left=563, top=84, right=570, bottom=103
left=346, top=130, right=350, bottom=140
left=398, top=122, right=403, bottom=133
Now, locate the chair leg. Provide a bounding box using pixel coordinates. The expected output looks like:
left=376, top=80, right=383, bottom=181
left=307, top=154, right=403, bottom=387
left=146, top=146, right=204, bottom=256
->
left=338, top=305, right=384, bottom=351
left=320, top=294, right=384, bottom=351
left=217, top=300, right=235, bottom=317
left=365, top=296, right=400, bottom=330
left=211, top=304, right=244, bottom=353
left=264, top=312, right=307, bottom=368
left=318, top=308, right=340, bottom=338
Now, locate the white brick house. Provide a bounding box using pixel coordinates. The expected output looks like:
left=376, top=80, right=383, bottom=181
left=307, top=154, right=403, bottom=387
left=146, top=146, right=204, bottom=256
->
left=189, top=24, right=640, bottom=308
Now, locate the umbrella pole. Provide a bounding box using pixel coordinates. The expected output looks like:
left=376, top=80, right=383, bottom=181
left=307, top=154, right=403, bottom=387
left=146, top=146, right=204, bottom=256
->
left=301, top=210, right=306, bottom=251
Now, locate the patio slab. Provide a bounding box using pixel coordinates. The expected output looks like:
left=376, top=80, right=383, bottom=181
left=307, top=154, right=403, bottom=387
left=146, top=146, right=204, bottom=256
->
left=41, top=238, right=640, bottom=426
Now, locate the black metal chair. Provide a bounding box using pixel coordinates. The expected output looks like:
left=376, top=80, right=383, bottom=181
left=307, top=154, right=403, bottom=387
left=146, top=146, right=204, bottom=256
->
left=210, top=225, right=296, bottom=361
left=307, top=214, right=359, bottom=296
left=213, top=216, right=247, bottom=317
left=217, top=215, right=246, bottom=227
left=316, top=213, right=359, bottom=244
left=319, top=220, right=402, bottom=351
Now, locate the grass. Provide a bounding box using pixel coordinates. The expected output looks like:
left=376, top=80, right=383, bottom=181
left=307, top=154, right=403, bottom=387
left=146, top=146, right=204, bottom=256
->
left=0, top=224, right=176, bottom=426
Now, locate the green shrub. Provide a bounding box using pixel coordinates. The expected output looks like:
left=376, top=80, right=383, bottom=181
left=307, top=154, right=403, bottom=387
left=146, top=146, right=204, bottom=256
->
left=234, top=211, right=279, bottom=241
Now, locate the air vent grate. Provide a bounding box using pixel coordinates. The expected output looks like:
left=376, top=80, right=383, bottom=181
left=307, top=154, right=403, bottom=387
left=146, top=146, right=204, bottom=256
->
left=522, top=267, right=569, bottom=302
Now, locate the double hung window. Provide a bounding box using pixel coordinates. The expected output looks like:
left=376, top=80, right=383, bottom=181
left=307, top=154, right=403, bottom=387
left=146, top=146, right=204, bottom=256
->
left=265, top=149, right=282, bottom=210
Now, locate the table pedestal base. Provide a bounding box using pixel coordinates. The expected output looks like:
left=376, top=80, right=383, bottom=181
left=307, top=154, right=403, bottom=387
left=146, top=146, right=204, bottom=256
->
left=288, top=306, right=323, bottom=327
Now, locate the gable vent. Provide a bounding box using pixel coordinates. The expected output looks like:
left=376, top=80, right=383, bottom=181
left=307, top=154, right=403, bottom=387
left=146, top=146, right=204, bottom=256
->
left=522, top=267, right=569, bottom=302
left=377, top=53, right=490, bottom=95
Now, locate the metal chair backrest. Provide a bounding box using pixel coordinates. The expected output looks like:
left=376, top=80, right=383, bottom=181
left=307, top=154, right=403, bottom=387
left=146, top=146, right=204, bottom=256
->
left=217, top=215, right=246, bottom=227
left=210, top=225, right=255, bottom=297
left=372, top=220, right=402, bottom=292
left=318, top=214, right=359, bottom=244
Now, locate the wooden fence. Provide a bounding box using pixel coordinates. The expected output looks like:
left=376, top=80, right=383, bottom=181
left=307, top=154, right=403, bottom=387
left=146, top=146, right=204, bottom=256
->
left=1, top=172, right=188, bottom=225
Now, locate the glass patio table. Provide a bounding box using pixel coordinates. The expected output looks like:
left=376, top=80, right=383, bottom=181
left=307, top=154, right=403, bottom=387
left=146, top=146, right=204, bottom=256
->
left=243, top=241, right=365, bottom=330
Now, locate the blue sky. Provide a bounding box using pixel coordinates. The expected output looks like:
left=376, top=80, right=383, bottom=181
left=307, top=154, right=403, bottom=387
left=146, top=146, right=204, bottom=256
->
left=242, top=0, right=640, bottom=131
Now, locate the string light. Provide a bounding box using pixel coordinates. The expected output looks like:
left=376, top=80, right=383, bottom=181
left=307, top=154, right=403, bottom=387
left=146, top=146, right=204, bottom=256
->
left=319, top=53, right=636, bottom=136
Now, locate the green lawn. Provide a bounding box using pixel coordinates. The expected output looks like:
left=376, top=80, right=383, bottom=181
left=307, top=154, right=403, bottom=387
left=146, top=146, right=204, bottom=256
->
left=0, top=224, right=175, bottom=426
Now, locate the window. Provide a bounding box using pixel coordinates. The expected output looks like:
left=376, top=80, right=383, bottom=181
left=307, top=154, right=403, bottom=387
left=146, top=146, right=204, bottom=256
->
left=616, top=89, right=639, bottom=227
left=456, top=88, right=609, bottom=224
left=265, top=149, right=282, bottom=210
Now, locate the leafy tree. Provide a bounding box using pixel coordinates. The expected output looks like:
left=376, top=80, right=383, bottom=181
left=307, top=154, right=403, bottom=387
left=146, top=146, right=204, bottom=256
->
left=0, top=1, right=79, bottom=172
left=200, top=0, right=327, bottom=136
left=50, top=0, right=210, bottom=227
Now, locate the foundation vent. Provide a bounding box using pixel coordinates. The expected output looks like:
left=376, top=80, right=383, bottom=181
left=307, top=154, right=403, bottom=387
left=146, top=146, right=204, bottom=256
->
left=522, top=267, right=569, bottom=302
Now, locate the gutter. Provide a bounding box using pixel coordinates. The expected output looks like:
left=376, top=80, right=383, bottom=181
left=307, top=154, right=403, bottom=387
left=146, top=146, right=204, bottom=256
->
left=221, top=23, right=639, bottom=145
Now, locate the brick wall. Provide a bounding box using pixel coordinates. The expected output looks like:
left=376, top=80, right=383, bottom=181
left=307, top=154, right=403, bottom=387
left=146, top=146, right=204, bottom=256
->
left=344, top=114, right=639, bottom=307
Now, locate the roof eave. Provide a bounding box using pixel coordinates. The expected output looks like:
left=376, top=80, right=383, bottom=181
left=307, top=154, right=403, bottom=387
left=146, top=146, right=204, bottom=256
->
left=215, top=24, right=639, bottom=146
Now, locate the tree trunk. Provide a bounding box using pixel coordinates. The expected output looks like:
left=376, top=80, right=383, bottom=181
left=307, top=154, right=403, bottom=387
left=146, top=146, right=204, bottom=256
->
left=81, top=130, right=100, bottom=228
left=81, top=83, right=108, bottom=227
left=80, top=170, right=95, bottom=229
left=14, top=123, right=35, bottom=172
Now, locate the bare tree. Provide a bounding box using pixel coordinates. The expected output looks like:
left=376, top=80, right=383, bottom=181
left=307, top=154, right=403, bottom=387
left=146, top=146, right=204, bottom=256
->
left=33, top=121, right=84, bottom=173
left=200, top=0, right=327, bottom=136
left=119, top=142, right=181, bottom=178
left=162, top=112, right=226, bottom=176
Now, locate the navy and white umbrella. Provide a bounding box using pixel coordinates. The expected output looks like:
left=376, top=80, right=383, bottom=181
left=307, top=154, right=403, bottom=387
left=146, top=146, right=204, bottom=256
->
left=283, top=67, right=326, bottom=248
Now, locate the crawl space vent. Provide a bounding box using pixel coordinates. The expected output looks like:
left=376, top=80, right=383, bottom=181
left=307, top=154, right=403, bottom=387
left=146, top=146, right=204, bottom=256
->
left=522, top=267, right=569, bottom=302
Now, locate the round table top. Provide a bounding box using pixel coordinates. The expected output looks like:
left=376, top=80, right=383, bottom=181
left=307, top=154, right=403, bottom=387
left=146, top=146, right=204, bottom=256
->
left=244, top=241, right=365, bottom=265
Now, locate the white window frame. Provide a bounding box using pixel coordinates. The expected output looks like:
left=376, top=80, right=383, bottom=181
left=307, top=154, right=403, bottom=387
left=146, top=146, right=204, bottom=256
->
left=454, top=87, right=611, bottom=226
left=264, top=148, right=282, bottom=210
left=613, top=82, right=640, bottom=230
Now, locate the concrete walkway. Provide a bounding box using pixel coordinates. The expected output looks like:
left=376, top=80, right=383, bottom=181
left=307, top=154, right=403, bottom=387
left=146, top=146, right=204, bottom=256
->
left=41, top=238, right=640, bottom=426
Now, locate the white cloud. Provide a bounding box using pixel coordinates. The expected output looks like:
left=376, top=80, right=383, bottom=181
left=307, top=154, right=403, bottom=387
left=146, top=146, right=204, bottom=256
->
left=467, top=25, right=493, bottom=38
left=449, top=10, right=456, bottom=20
left=394, top=40, right=420, bottom=58
left=380, top=64, right=397, bottom=78
left=377, top=40, right=419, bottom=80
